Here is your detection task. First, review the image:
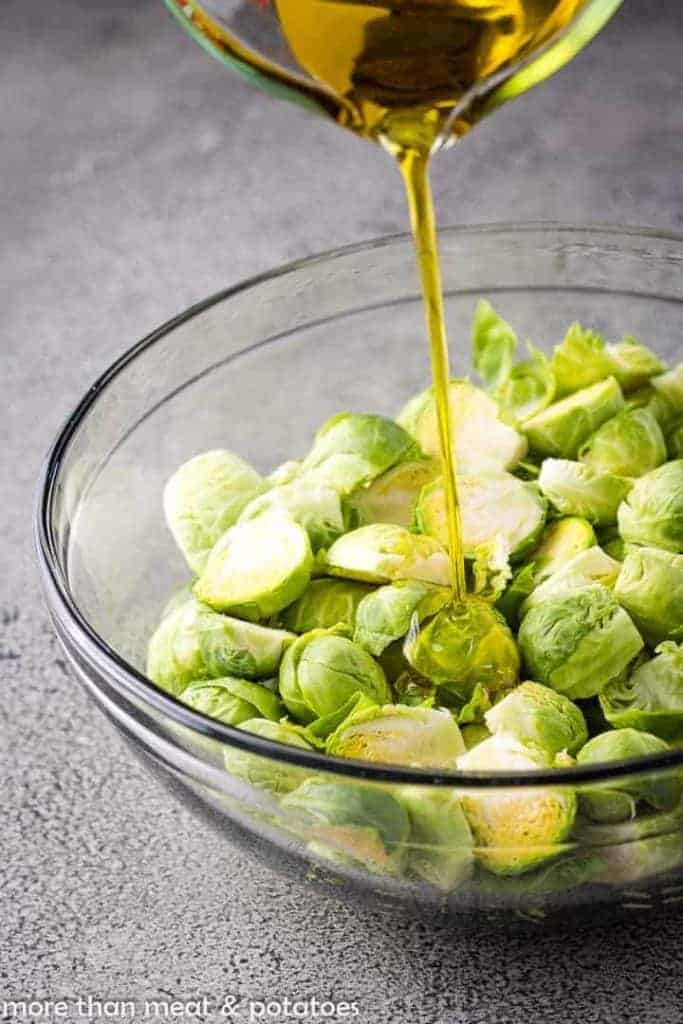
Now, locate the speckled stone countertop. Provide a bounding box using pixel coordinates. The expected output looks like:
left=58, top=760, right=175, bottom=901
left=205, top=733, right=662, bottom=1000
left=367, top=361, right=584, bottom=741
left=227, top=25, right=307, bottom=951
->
left=3, top=1, right=683, bottom=1021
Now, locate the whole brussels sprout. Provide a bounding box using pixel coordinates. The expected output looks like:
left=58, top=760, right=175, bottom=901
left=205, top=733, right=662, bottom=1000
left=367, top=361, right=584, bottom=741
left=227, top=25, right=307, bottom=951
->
left=399, top=787, right=474, bottom=890
left=525, top=377, right=625, bottom=459
left=280, top=578, right=374, bottom=634
left=398, top=379, right=527, bottom=473
left=614, top=546, right=683, bottom=646
left=179, top=677, right=281, bottom=725
left=518, top=584, right=644, bottom=700
left=282, top=779, right=411, bottom=877
left=576, top=729, right=682, bottom=823
left=239, top=478, right=350, bottom=551
left=416, top=473, right=547, bottom=562
left=300, top=412, right=420, bottom=495
left=326, top=523, right=451, bottom=586
left=279, top=627, right=391, bottom=724
left=600, top=643, right=683, bottom=741
left=457, top=736, right=577, bottom=876
left=538, top=459, right=632, bottom=526
left=194, top=510, right=313, bottom=620
left=163, top=450, right=266, bottom=573
left=350, top=459, right=440, bottom=528
left=326, top=704, right=465, bottom=768
left=354, top=580, right=450, bottom=656
left=519, top=547, right=622, bottom=618
left=147, top=598, right=294, bottom=694
left=223, top=718, right=314, bottom=795
left=617, top=460, right=683, bottom=553
left=485, top=682, right=588, bottom=759
left=578, top=407, right=667, bottom=478
left=403, top=597, right=520, bottom=705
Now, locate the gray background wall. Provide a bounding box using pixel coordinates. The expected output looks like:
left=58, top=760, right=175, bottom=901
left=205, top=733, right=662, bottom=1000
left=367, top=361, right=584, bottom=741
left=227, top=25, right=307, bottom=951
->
left=2, top=1, right=683, bottom=1021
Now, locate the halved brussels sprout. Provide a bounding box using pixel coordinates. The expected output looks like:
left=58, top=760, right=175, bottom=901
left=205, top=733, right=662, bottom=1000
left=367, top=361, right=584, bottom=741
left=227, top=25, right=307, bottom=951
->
left=350, top=459, right=440, bottom=528
left=353, top=580, right=450, bottom=656
left=398, top=379, right=527, bottom=473
left=552, top=324, right=663, bottom=396
left=576, top=729, right=682, bottom=823
left=525, top=377, right=625, bottom=459
left=518, top=584, right=644, bottom=700
left=617, top=460, right=683, bottom=553
left=300, top=413, right=420, bottom=495
left=457, top=736, right=577, bottom=875
left=600, top=643, right=683, bottom=741
left=240, top=478, right=350, bottom=551
left=326, top=523, right=451, bottom=586
left=404, top=597, right=520, bottom=705
left=163, top=450, right=266, bottom=573
left=614, top=546, right=683, bottom=646
left=497, top=344, right=556, bottom=424
left=399, top=787, right=474, bottom=890
left=147, top=598, right=294, bottom=694
left=471, top=298, right=517, bottom=392
left=519, top=547, right=622, bottom=618
left=538, top=459, right=632, bottom=526
left=179, top=677, right=281, bottom=726
left=326, top=704, right=465, bottom=768
left=485, top=681, right=588, bottom=759
left=578, top=407, right=667, bottom=478
left=280, top=578, right=374, bottom=634
left=416, top=473, right=546, bottom=561
left=194, top=510, right=313, bottom=620
left=282, top=779, right=411, bottom=877
left=279, top=627, right=391, bottom=725
left=223, top=718, right=314, bottom=795
left=669, top=422, right=683, bottom=460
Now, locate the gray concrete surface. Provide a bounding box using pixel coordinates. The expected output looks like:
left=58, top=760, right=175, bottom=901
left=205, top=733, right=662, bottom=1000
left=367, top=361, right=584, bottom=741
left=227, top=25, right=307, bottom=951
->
left=2, top=1, right=683, bottom=1020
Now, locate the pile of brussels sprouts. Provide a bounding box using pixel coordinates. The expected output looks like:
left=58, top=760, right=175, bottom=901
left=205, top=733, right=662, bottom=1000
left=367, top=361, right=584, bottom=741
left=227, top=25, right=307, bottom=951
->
left=147, top=301, right=683, bottom=890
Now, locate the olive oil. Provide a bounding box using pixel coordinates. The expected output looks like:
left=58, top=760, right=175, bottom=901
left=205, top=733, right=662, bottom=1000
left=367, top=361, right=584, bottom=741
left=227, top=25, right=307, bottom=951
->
left=167, top=0, right=605, bottom=602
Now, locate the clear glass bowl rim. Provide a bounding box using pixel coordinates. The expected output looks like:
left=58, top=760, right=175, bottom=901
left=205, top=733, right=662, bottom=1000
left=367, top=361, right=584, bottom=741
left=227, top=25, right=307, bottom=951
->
left=35, top=222, right=683, bottom=790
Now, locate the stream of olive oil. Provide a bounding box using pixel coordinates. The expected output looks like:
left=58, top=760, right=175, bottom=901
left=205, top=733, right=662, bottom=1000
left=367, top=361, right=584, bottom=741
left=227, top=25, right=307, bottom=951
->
left=171, top=0, right=589, bottom=602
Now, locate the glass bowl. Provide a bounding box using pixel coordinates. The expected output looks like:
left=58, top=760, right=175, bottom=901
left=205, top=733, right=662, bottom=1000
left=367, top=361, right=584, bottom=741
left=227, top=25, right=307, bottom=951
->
left=37, top=225, right=683, bottom=925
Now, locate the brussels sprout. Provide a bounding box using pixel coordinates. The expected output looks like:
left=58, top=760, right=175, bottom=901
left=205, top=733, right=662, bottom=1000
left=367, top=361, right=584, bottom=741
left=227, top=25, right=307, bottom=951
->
left=163, top=450, right=266, bottom=573
left=267, top=460, right=301, bottom=486
left=194, top=510, right=313, bottom=620
left=617, top=460, right=683, bottom=553
left=578, top=407, right=667, bottom=478
left=404, top=597, right=520, bottom=705
left=327, top=704, right=465, bottom=768
left=651, top=362, right=683, bottom=417
left=600, top=643, right=683, bottom=741
left=518, top=584, right=644, bottom=700
left=300, top=413, right=420, bottom=495
left=485, top=682, right=588, bottom=759
left=239, top=479, right=350, bottom=552
left=147, top=598, right=294, bottom=694
left=525, top=377, right=625, bottom=459
left=282, top=779, right=411, bottom=876
left=398, top=379, right=527, bottom=473
left=471, top=298, right=517, bottom=392
left=179, top=677, right=281, bottom=725
left=614, top=546, right=683, bottom=646
left=279, top=627, right=391, bottom=724
left=475, top=852, right=606, bottom=902
left=416, top=473, right=547, bottom=561
left=280, top=578, right=374, bottom=634
left=497, top=344, right=556, bottom=423
left=457, top=736, right=577, bottom=875
left=353, top=580, right=450, bottom=656
left=400, top=787, right=474, bottom=890
left=538, top=459, right=632, bottom=526
left=669, top=421, right=683, bottom=460
left=576, top=729, right=682, bottom=822
left=470, top=537, right=513, bottom=604
left=223, top=718, right=314, bottom=795
left=350, top=460, right=440, bottom=528
left=519, top=547, right=622, bottom=617
left=326, top=523, right=451, bottom=586
left=552, top=324, right=663, bottom=397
